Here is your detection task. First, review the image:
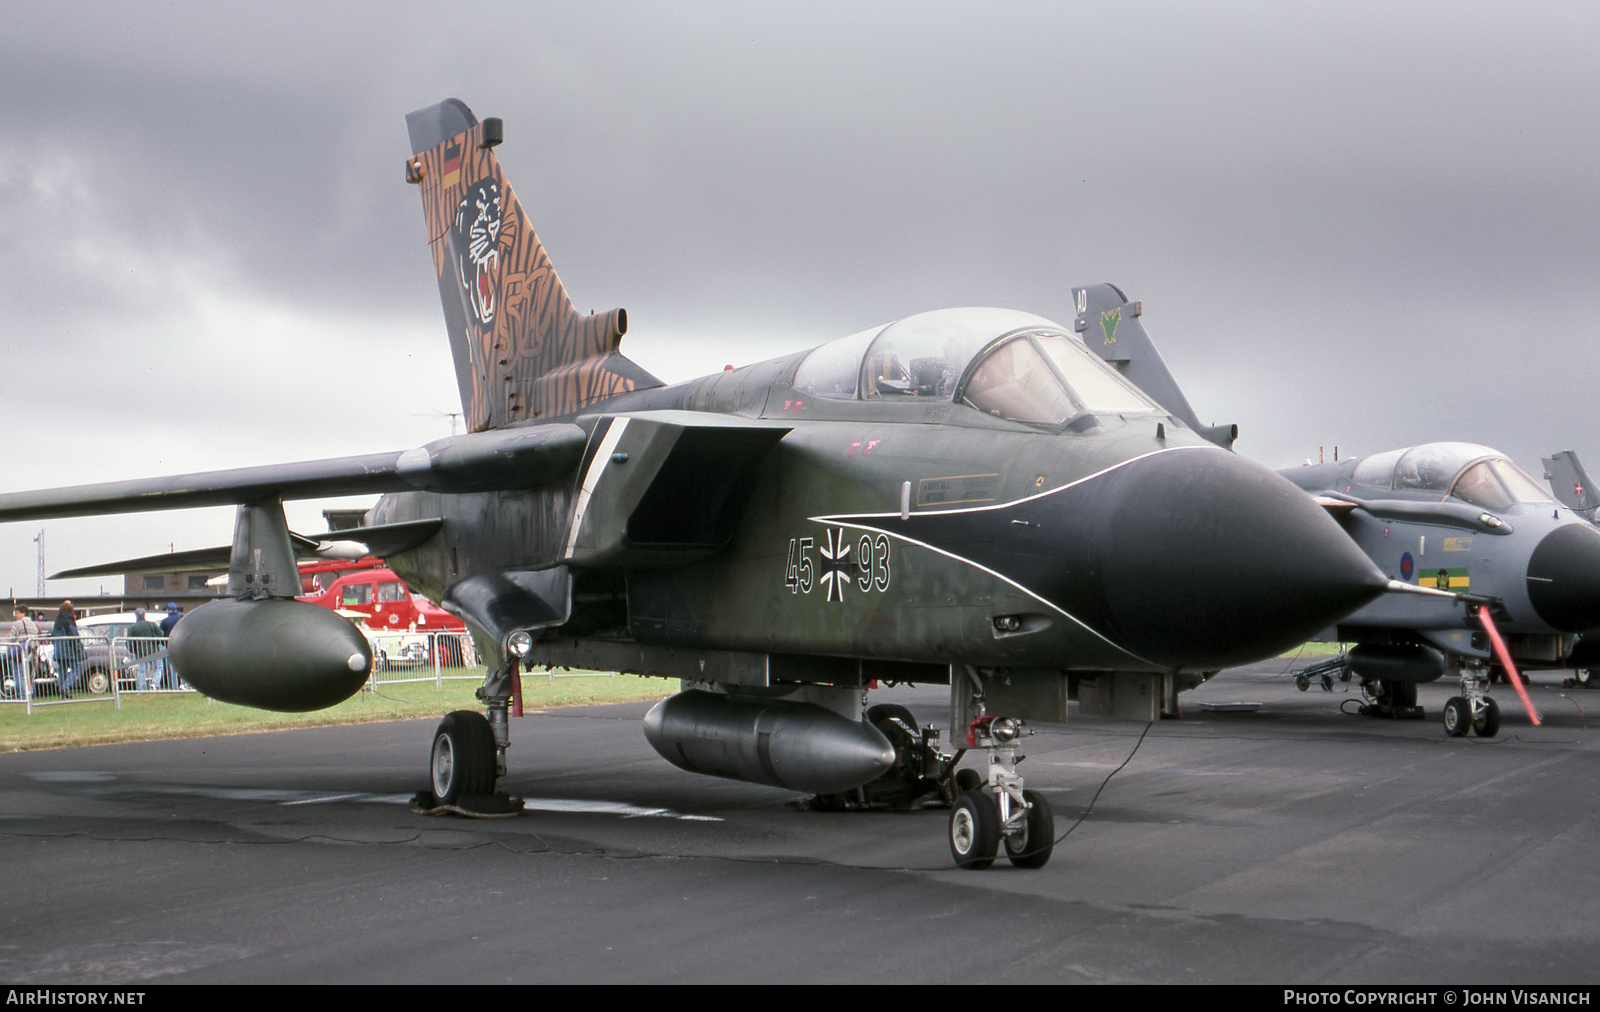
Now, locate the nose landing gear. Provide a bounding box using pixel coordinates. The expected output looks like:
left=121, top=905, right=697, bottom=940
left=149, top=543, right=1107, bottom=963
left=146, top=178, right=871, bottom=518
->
left=1443, top=662, right=1504, bottom=738
left=949, top=714, right=1054, bottom=870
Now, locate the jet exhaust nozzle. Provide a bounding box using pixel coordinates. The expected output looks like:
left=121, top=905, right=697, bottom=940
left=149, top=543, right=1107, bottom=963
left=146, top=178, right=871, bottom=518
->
left=169, top=598, right=372, bottom=712
left=642, top=690, right=895, bottom=794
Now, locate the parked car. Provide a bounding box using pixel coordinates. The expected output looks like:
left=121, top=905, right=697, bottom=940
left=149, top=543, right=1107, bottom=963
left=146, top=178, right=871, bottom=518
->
left=78, top=612, right=174, bottom=690
left=335, top=610, right=429, bottom=673
left=3, top=628, right=138, bottom=698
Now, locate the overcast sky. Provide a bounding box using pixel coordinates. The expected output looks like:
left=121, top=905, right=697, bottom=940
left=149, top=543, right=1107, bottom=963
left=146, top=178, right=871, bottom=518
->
left=3, top=1, right=1598, bottom=598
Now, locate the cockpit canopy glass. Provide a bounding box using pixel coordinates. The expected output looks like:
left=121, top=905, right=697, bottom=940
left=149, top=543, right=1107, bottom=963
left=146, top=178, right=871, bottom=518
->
left=792, top=307, right=1160, bottom=424
left=1451, top=459, right=1555, bottom=511
left=863, top=308, right=1054, bottom=400
left=1353, top=442, right=1553, bottom=510
left=790, top=325, right=882, bottom=399
left=961, top=333, right=1159, bottom=423
left=961, top=337, right=1077, bottom=424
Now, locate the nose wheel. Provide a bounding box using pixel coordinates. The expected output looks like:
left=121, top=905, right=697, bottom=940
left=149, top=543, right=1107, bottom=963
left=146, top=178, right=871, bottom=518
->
left=949, top=790, right=1000, bottom=869
left=1444, top=663, right=1501, bottom=738
left=948, top=715, right=1054, bottom=870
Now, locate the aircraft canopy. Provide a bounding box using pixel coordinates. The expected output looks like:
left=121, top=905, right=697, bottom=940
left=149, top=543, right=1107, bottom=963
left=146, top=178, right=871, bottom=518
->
left=1352, top=442, right=1554, bottom=511
left=793, top=307, right=1160, bottom=424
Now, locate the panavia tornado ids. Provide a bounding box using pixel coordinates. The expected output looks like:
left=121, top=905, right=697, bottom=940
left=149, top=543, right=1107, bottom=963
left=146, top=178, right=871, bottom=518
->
left=0, top=100, right=1394, bottom=870
left=1078, top=283, right=1600, bottom=738
left=1539, top=449, right=1600, bottom=688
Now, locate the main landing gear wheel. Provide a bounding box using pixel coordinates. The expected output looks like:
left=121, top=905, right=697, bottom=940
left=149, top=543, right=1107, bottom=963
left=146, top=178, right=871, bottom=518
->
left=1363, top=680, right=1422, bottom=719
left=1474, top=696, right=1502, bottom=738
left=949, top=790, right=1001, bottom=869
left=430, top=710, right=497, bottom=805
left=1003, top=789, right=1055, bottom=869
left=1442, top=696, right=1471, bottom=738
left=866, top=702, right=917, bottom=729
left=862, top=702, right=944, bottom=808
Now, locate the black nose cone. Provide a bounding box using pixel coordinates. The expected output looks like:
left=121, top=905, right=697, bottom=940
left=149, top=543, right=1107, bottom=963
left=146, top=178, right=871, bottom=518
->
left=1094, top=449, right=1387, bottom=668
left=1527, top=523, right=1600, bottom=633
left=829, top=445, right=1387, bottom=672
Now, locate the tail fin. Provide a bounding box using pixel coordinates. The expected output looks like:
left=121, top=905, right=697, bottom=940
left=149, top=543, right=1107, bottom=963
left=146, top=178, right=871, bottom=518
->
left=1542, top=449, right=1599, bottom=518
left=1072, top=283, right=1237, bottom=450
left=405, top=99, right=660, bottom=431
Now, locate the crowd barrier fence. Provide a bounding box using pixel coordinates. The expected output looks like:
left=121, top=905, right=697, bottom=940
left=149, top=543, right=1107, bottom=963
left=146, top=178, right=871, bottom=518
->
left=2, top=628, right=614, bottom=715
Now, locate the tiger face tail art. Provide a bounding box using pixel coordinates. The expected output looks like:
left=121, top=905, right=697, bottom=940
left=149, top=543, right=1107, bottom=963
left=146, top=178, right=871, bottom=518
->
left=405, top=99, right=660, bottom=432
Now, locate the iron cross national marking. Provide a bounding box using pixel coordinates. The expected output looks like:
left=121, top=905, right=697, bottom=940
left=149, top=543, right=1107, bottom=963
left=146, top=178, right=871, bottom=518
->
left=818, top=527, right=854, bottom=602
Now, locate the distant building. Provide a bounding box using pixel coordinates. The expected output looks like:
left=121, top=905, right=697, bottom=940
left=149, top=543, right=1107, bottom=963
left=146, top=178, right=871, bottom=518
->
left=322, top=508, right=370, bottom=532
left=126, top=571, right=226, bottom=597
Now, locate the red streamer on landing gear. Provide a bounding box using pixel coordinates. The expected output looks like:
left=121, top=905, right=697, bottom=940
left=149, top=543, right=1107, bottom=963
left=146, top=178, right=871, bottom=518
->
left=510, top=657, right=523, bottom=718
left=1474, top=606, right=1541, bottom=726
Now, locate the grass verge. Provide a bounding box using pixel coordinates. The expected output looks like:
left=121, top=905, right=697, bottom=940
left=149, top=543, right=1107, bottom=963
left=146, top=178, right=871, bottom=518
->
left=1281, top=642, right=1345, bottom=657
left=5, top=643, right=1350, bottom=752
left=0, top=670, right=671, bottom=752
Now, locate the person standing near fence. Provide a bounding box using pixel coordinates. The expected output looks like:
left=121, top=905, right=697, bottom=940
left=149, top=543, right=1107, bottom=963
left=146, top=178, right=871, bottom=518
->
left=4, top=604, right=37, bottom=699
left=159, top=603, right=182, bottom=689
left=127, top=609, right=163, bottom=691
left=51, top=601, right=84, bottom=697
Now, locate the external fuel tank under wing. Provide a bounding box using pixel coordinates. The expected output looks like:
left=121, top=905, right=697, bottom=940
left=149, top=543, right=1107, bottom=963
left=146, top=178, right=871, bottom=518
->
left=0, top=98, right=1392, bottom=871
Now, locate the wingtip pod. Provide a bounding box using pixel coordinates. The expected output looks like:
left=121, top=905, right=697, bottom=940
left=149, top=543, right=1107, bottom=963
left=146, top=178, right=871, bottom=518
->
left=405, top=99, right=657, bottom=431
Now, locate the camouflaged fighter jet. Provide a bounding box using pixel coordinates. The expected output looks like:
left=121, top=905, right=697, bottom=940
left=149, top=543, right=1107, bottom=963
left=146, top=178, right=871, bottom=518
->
left=1540, top=449, right=1600, bottom=688
left=1079, top=284, right=1600, bottom=738
left=0, top=100, right=1392, bottom=870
